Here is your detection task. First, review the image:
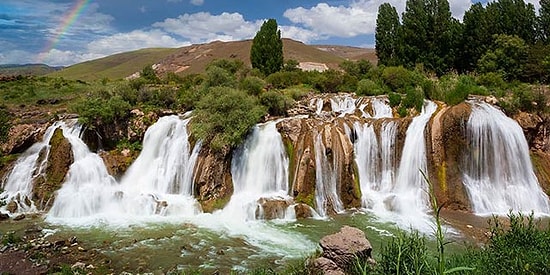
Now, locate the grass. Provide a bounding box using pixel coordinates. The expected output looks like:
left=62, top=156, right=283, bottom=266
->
left=48, top=48, right=179, bottom=81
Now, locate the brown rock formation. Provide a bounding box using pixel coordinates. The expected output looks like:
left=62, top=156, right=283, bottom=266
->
left=1, top=123, right=48, bottom=155
left=430, top=103, right=472, bottom=211
left=33, top=128, right=73, bottom=209
left=315, top=226, right=375, bottom=274
left=257, top=197, right=292, bottom=220
left=193, top=146, right=233, bottom=212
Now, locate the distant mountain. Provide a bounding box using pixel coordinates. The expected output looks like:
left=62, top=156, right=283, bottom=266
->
left=50, top=39, right=376, bottom=81
left=0, top=64, right=63, bottom=76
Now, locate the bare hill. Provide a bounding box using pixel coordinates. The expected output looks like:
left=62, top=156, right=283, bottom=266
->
left=51, top=39, right=376, bottom=81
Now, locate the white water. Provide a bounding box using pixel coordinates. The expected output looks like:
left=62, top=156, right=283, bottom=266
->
left=362, top=97, right=393, bottom=119
left=313, top=130, right=345, bottom=217
left=0, top=121, right=66, bottom=214
left=463, top=102, right=550, bottom=216
left=226, top=120, right=291, bottom=221
left=353, top=101, right=437, bottom=232
left=330, top=95, right=357, bottom=116
left=47, top=115, right=202, bottom=224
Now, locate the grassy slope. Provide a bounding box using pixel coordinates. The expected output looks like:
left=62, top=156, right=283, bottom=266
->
left=48, top=48, right=178, bottom=81
left=0, top=64, right=62, bottom=76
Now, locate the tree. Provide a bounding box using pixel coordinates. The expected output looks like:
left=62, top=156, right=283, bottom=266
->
left=540, top=0, right=550, bottom=43
left=460, top=3, right=491, bottom=73
left=251, top=19, right=283, bottom=76
left=376, top=3, right=401, bottom=66
left=485, top=0, right=537, bottom=44
left=141, top=64, right=159, bottom=83
left=477, top=34, right=528, bottom=81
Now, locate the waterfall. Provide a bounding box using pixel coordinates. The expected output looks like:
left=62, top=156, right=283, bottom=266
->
left=225, top=121, right=291, bottom=221
left=1, top=121, right=65, bottom=214
left=330, top=95, right=357, bottom=116
left=361, top=98, right=393, bottom=119
left=313, top=130, right=344, bottom=217
left=393, top=101, right=437, bottom=213
left=463, top=102, right=550, bottom=215
left=353, top=101, right=437, bottom=232
left=47, top=115, right=202, bottom=224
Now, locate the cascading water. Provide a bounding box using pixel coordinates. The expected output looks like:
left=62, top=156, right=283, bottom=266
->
left=463, top=102, right=550, bottom=215
left=225, top=120, right=291, bottom=221
left=1, top=121, right=66, bottom=214
left=353, top=100, right=437, bottom=232
left=47, top=115, right=202, bottom=224
left=330, top=95, right=357, bottom=116
left=313, top=130, right=345, bottom=217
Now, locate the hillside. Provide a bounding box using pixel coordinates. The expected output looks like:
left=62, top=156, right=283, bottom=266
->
left=0, top=64, right=63, bottom=76
left=48, top=48, right=179, bottom=81
left=50, top=39, right=375, bottom=81
left=156, top=38, right=371, bottom=75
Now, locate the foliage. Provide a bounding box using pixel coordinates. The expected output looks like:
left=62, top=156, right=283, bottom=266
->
left=283, top=59, right=301, bottom=72
left=203, top=65, right=237, bottom=89
left=311, top=69, right=344, bottom=93
left=378, top=229, right=431, bottom=275
left=356, top=79, right=386, bottom=96
left=260, top=90, right=294, bottom=116
left=339, top=59, right=373, bottom=79
left=0, top=76, right=88, bottom=106
left=140, top=64, right=160, bottom=83
left=266, top=71, right=304, bottom=89
left=477, top=34, right=528, bottom=81
left=402, top=87, right=424, bottom=112
left=190, top=87, right=266, bottom=151
left=206, top=59, right=245, bottom=75
left=388, top=92, right=402, bottom=107
left=70, top=93, right=131, bottom=127
left=381, top=66, right=421, bottom=93
left=251, top=19, right=284, bottom=76
left=376, top=3, right=401, bottom=66
left=451, top=213, right=550, bottom=275
left=240, top=76, right=266, bottom=96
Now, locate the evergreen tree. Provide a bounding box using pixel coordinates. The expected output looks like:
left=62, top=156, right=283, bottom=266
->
left=540, top=0, right=550, bottom=43
left=460, top=3, right=491, bottom=72
left=400, top=0, right=430, bottom=68
left=375, top=3, right=401, bottom=66
left=250, top=19, right=283, bottom=76
left=485, top=0, right=537, bottom=44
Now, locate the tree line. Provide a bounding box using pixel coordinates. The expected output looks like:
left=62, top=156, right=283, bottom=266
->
left=376, top=0, right=550, bottom=83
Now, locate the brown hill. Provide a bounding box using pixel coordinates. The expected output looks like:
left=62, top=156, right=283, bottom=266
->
left=156, top=38, right=376, bottom=75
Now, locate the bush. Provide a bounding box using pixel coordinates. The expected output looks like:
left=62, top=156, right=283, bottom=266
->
left=177, top=86, right=206, bottom=110
left=206, top=58, right=245, bottom=75
left=356, top=79, right=386, bottom=96
left=260, top=90, right=294, bottom=116
left=203, top=66, right=237, bottom=88
left=190, top=87, right=266, bottom=151
left=452, top=213, right=550, bottom=275
left=388, top=92, right=402, bottom=107
left=443, top=75, right=486, bottom=106
left=402, top=87, right=424, bottom=112
left=381, top=66, right=422, bottom=93
left=71, top=95, right=131, bottom=127
left=476, top=72, right=507, bottom=90
left=240, top=76, right=265, bottom=96
left=311, top=69, right=344, bottom=93
left=266, top=71, right=303, bottom=89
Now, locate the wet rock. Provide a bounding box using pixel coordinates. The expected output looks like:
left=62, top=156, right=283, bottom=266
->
left=313, top=257, right=345, bottom=275
left=294, top=203, right=313, bottom=219
left=33, top=127, right=73, bottom=210
left=1, top=123, right=48, bottom=155
left=256, top=197, right=292, bottom=220
left=0, top=213, right=9, bottom=221
left=194, top=146, right=233, bottom=212
left=318, top=226, right=374, bottom=270
left=6, top=201, right=17, bottom=213
left=13, top=214, right=25, bottom=221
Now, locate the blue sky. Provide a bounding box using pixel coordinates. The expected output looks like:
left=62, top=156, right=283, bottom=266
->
left=0, top=0, right=541, bottom=66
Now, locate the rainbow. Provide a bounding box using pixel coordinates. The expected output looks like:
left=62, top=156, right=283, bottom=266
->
left=37, top=0, right=90, bottom=63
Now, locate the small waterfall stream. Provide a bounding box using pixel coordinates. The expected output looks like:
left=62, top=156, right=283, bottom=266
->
left=1, top=121, right=67, bottom=214
left=313, top=130, right=345, bottom=217
left=47, top=115, right=202, bottom=224
left=225, top=120, right=291, bottom=221
left=463, top=102, right=550, bottom=215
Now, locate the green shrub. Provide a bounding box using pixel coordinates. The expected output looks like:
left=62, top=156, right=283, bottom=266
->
left=260, top=90, right=294, bottom=116
left=381, top=66, right=421, bottom=93
left=203, top=66, right=237, bottom=88
left=206, top=58, right=245, bottom=75
left=284, top=86, right=311, bottom=100
left=266, top=71, right=303, bottom=89
left=388, top=92, right=402, bottom=107
left=71, top=95, right=131, bottom=126
left=443, top=75, right=486, bottom=106
left=190, top=87, right=266, bottom=151
left=177, top=86, right=206, bottom=110
left=356, top=79, right=386, bottom=96
left=452, top=213, right=550, bottom=275
left=377, top=230, right=431, bottom=275
left=311, top=69, right=344, bottom=93
left=240, top=76, right=266, bottom=96
left=476, top=72, right=507, bottom=90
left=402, top=87, right=424, bottom=112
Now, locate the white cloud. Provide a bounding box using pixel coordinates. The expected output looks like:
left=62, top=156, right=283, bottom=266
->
left=279, top=26, right=323, bottom=44
left=284, top=0, right=474, bottom=39
left=190, top=0, right=204, bottom=6
left=153, top=12, right=263, bottom=43
left=87, top=29, right=189, bottom=57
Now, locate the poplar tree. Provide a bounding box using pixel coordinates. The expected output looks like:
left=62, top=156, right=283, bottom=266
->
left=540, top=0, right=550, bottom=43
left=375, top=3, right=400, bottom=66
left=250, top=19, right=283, bottom=76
